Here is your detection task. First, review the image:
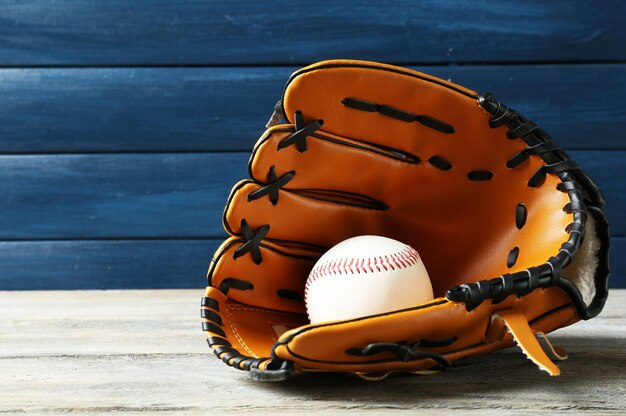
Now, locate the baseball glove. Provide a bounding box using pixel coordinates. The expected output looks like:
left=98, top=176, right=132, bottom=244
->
left=201, top=60, right=609, bottom=380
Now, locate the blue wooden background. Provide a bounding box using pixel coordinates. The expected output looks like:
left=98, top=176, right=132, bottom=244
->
left=0, top=0, right=624, bottom=289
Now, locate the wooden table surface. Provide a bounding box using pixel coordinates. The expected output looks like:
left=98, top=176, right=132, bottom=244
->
left=1, top=289, right=624, bottom=415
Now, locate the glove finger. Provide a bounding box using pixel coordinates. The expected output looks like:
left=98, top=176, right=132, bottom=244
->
left=282, top=60, right=485, bottom=157
left=207, top=236, right=320, bottom=314
left=224, top=180, right=395, bottom=249
left=249, top=125, right=421, bottom=204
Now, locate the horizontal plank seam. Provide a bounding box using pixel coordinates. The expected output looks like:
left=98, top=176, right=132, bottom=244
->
left=0, top=237, right=226, bottom=242
left=1, top=236, right=626, bottom=243
left=0, top=150, right=252, bottom=156
left=0, top=59, right=625, bottom=69
left=0, top=149, right=623, bottom=157
left=0, top=353, right=209, bottom=359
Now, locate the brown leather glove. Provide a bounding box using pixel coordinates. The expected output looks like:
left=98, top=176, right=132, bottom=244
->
left=201, top=60, right=609, bottom=380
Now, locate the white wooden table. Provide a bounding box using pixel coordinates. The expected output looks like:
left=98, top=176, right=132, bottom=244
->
left=1, top=289, right=624, bottom=414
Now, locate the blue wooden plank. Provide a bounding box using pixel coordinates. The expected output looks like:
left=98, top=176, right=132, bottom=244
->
left=0, top=67, right=292, bottom=152
left=574, top=150, right=626, bottom=235
left=610, top=237, right=626, bottom=288
left=0, top=239, right=218, bottom=290
left=0, top=0, right=624, bottom=65
left=0, top=237, right=622, bottom=290
left=0, top=153, right=247, bottom=239
left=0, top=65, right=624, bottom=152
left=0, top=151, right=623, bottom=240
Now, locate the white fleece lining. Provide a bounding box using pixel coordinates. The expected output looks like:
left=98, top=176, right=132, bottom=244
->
left=561, top=215, right=599, bottom=306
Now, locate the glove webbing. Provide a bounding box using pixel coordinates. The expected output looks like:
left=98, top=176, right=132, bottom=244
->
left=446, top=94, right=588, bottom=311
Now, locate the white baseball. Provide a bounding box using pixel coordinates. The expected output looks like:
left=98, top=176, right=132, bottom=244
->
left=305, top=235, right=433, bottom=324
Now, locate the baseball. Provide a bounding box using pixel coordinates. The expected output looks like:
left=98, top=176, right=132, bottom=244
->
left=305, top=235, right=433, bottom=324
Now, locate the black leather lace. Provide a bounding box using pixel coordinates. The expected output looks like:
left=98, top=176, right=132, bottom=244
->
left=247, top=165, right=295, bottom=205
left=487, top=95, right=581, bottom=187
left=277, top=110, right=323, bottom=152
left=347, top=341, right=451, bottom=368
left=233, top=219, right=270, bottom=265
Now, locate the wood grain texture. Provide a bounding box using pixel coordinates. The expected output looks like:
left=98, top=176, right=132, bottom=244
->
left=0, top=237, right=623, bottom=290
left=0, top=151, right=622, bottom=240
left=1, top=1, right=624, bottom=293
left=0, top=0, right=624, bottom=66
left=0, top=239, right=219, bottom=290
left=0, top=289, right=624, bottom=414
left=0, top=153, right=247, bottom=239
left=0, top=64, right=624, bottom=152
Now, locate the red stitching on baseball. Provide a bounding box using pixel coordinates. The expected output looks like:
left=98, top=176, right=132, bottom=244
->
left=305, top=246, right=420, bottom=313
left=306, top=246, right=420, bottom=292
left=305, top=246, right=420, bottom=310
